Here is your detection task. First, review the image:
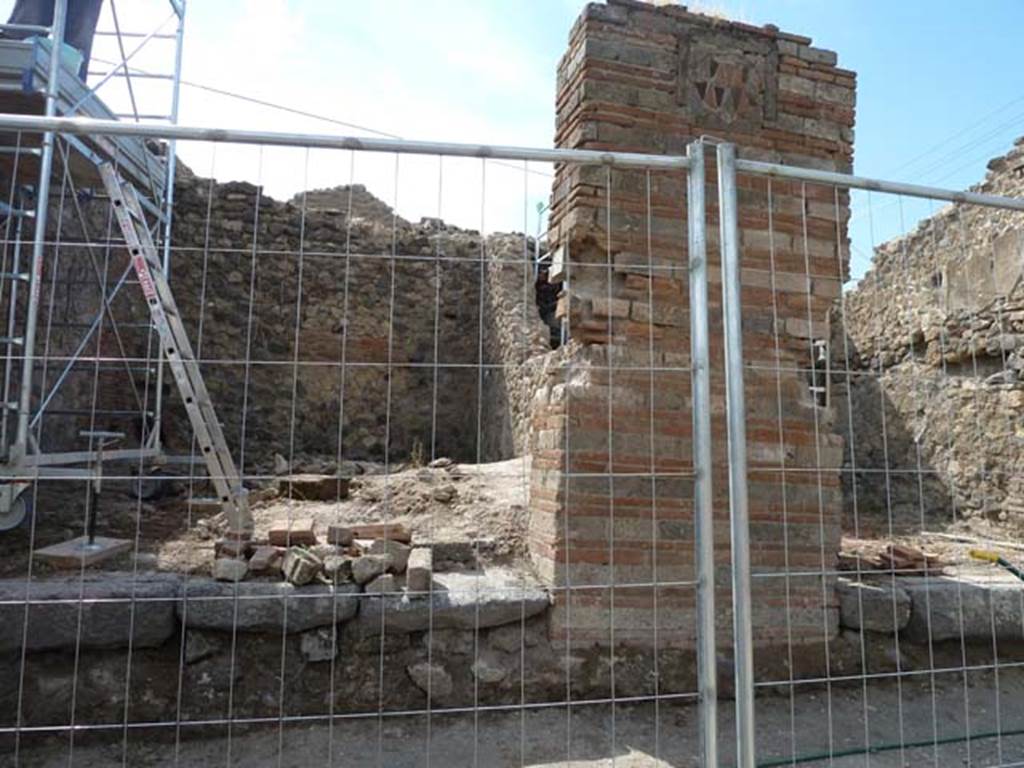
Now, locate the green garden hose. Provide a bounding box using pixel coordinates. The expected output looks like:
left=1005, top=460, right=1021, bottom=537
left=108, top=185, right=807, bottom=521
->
left=757, top=727, right=1024, bottom=767
left=756, top=547, right=1024, bottom=766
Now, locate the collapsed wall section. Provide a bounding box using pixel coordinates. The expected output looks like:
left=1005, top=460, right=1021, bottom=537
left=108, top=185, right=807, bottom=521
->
left=531, top=0, right=856, bottom=649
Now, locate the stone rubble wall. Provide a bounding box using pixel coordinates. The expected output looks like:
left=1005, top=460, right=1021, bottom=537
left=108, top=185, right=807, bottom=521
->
left=13, top=175, right=552, bottom=468
left=5, top=570, right=1021, bottom=743
left=481, top=233, right=553, bottom=459
left=839, top=139, right=1024, bottom=526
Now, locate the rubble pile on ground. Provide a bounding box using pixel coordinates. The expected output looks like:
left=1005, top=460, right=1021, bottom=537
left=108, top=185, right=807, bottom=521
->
left=209, top=458, right=504, bottom=595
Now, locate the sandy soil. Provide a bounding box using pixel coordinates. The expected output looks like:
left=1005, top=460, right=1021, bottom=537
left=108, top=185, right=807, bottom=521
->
left=0, top=457, right=530, bottom=578
left=6, top=449, right=1024, bottom=584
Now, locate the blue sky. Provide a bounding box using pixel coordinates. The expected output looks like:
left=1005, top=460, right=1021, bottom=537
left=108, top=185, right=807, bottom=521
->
left=6, top=0, right=1024, bottom=280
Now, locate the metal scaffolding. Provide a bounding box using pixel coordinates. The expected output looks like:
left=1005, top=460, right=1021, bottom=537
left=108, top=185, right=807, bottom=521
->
left=0, top=0, right=186, bottom=529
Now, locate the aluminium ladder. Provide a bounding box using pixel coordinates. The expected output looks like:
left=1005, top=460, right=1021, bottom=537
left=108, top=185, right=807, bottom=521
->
left=100, top=162, right=252, bottom=535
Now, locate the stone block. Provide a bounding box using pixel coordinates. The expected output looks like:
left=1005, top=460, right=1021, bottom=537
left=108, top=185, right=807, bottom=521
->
left=352, top=554, right=391, bottom=585
left=323, top=555, right=354, bottom=583
left=213, top=558, right=248, bottom=583
left=300, top=627, right=337, bottom=662
left=268, top=518, right=317, bottom=547
left=903, top=575, right=1024, bottom=643
left=0, top=573, right=180, bottom=654
left=282, top=548, right=323, bottom=586
left=359, top=568, right=550, bottom=635
left=836, top=577, right=910, bottom=633
left=348, top=523, right=411, bottom=544
left=368, top=539, right=411, bottom=573
left=248, top=545, right=284, bottom=575
left=472, top=650, right=510, bottom=684
left=406, top=547, right=433, bottom=593
left=178, top=580, right=359, bottom=633
left=327, top=524, right=354, bottom=546
left=365, top=573, right=399, bottom=595
left=407, top=661, right=454, bottom=703
left=798, top=45, right=838, bottom=66
left=215, top=537, right=251, bottom=559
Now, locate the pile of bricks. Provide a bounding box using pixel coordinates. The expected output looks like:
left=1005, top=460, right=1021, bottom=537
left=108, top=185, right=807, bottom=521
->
left=529, top=0, right=856, bottom=650
left=213, top=519, right=434, bottom=594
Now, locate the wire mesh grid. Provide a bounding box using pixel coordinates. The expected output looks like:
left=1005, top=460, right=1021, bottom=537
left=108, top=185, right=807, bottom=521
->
left=3, top=117, right=1024, bottom=768
left=0, top=124, right=715, bottom=768
left=726, top=152, right=1024, bottom=768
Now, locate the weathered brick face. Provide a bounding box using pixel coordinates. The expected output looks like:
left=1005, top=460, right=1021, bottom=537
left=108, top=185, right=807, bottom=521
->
left=530, top=0, right=856, bottom=649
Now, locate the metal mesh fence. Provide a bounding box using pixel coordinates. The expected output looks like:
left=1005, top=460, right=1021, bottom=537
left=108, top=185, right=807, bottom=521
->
left=727, top=148, right=1024, bottom=768
left=0, top=121, right=711, bottom=767
left=1, top=118, right=1024, bottom=768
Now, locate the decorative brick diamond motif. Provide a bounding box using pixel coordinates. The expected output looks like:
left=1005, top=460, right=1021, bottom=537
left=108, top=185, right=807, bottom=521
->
left=681, top=42, right=777, bottom=128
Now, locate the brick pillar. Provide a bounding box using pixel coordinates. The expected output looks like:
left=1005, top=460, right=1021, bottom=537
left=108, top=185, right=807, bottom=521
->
left=529, top=0, right=856, bottom=653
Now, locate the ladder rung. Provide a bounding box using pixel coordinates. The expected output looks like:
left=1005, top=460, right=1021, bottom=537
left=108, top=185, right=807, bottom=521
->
left=0, top=271, right=29, bottom=281
left=0, top=336, right=23, bottom=345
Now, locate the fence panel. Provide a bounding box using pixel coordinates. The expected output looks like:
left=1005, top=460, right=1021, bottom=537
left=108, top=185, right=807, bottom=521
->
left=0, top=117, right=727, bottom=768
left=721, top=140, right=1024, bottom=767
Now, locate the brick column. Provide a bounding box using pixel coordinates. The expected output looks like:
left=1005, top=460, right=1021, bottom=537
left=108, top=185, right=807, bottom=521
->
left=529, top=0, right=856, bottom=652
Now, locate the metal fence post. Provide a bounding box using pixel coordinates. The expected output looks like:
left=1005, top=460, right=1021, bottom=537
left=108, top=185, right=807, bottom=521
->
left=14, top=0, right=67, bottom=460
left=687, top=140, right=718, bottom=767
left=716, top=142, right=755, bottom=768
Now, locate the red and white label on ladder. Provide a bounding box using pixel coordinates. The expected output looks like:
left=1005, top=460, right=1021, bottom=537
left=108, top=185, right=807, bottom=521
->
left=98, top=162, right=252, bottom=535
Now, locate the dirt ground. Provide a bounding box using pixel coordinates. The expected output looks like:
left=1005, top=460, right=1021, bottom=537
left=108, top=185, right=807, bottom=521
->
left=8, top=450, right=1024, bottom=582
left=0, top=457, right=530, bottom=578
left=157, top=455, right=531, bottom=574
left=7, top=666, right=1024, bottom=767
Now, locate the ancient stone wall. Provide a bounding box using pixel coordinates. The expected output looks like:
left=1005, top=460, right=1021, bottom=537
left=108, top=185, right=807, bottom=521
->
left=839, top=139, right=1024, bottom=528
left=480, top=234, right=553, bottom=460
left=15, top=173, right=550, bottom=469
left=531, top=0, right=856, bottom=649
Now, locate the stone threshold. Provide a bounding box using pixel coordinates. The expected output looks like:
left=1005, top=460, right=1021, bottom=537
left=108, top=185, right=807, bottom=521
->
left=0, top=568, right=550, bottom=655
left=837, top=569, right=1024, bottom=643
